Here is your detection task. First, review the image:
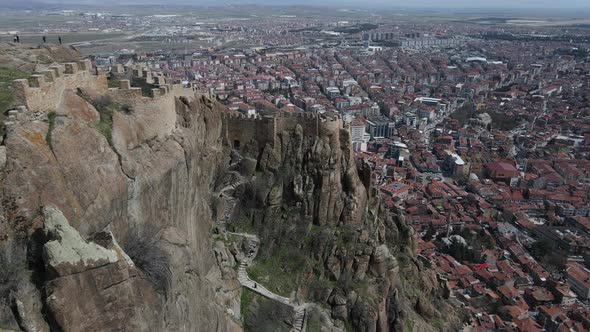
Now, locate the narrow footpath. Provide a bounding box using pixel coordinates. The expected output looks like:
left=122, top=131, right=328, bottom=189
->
left=217, top=156, right=308, bottom=332
left=230, top=230, right=308, bottom=332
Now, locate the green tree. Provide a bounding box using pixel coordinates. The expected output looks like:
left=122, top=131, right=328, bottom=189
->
left=530, top=239, right=554, bottom=258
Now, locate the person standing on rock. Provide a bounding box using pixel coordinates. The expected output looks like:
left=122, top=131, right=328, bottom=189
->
left=16, top=35, right=20, bottom=43
left=13, top=35, right=17, bottom=43
left=58, top=36, right=62, bottom=45
left=42, top=36, right=47, bottom=43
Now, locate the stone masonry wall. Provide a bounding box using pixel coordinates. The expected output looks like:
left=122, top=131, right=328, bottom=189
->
left=222, top=111, right=342, bottom=151
left=11, top=59, right=107, bottom=113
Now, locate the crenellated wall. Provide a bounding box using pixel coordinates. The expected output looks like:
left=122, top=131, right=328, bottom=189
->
left=221, top=111, right=342, bottom=150
left=108, top=80, right=197, bottom=99
left=221, top=112, right=277, bottom=149
left=10, top=60, right=342, bottom=154
left=106, top=79, right=201, bottom=151
left=11, top=59, right=108, bottom=113
left=10, top=61, right=202, bottom=115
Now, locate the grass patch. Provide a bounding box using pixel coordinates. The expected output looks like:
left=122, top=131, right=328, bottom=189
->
left=410, top=287, right=422, bottom=299
left=107, top=78, right=120, bottom=89
left=303, top=224, right=322, bottom=243
left=228, top=211, right=256, bottom=234
left=353, top=280, right=378, bottom=306
left=404, top=318, right=414, bottom=332
left=246, top=244, right=307, bottom=297
left=306, top=307, right=323, bottom=332
left=432, top=317, right=444, bottom=332
left=92, top=97, right=115, bottom=147
left=344, top=321, right=354, bottom=332
left=76, top=90, right=117, bottom=147
left=240, top=288, right=256, bottom=320
left=215, top=233, right=239, bottom=245
left=0, top=67, right=30, bottom=136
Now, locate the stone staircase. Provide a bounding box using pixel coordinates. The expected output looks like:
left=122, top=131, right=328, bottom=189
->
left=219, top=196, right=237, bottom=225
left=291, top=306, right=307, bottom=332
left=217, top=177, right=247, bottom=227
left=220, top=150, right=309, bottom=331
left=230, top=231, right=309, bottom=331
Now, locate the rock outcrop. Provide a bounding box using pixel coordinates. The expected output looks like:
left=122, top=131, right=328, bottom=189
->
left=0, top=46, right=460, bottom=332
left=42, top=205, right=159, bottom=332
left=223, top=115, right=461, bottom=331
left=0, top=48, right=241, bottom=331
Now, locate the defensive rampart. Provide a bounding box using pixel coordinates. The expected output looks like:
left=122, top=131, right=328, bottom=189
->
left=221, top=111, right=342, bottom=150
left=10, top=61, right=342, bottom=153
left=11, top=59, right=107, bottom=113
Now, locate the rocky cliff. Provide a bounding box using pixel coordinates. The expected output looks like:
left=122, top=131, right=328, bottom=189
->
left=0, top=46, right=240, bottom=331
left=0, top=46, right=461, bottom=332
left=222, top=119, right=461, bottom=332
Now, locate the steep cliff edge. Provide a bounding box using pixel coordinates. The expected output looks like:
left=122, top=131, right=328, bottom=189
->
left=222, top=119, right=462, bottom=331
left=0, top=47, right=461, bottom=332
left=0, top=48, right=240, bottom=331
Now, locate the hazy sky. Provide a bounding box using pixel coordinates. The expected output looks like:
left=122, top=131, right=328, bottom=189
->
left=10, top=0, right=590, bottom=9
left=297, top=0, right=590, bottom=8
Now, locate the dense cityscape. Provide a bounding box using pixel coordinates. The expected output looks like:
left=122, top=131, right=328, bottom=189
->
left=1, top=2, right=590, bottom=331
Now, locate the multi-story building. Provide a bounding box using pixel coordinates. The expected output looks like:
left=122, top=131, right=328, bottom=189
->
left=566, top=262, right=590, bottom=300
left=366, top=116, right=395, bottom=138
left=485, top=162, right=519, bottom=185
left=350, top=118, right=370, bottom=152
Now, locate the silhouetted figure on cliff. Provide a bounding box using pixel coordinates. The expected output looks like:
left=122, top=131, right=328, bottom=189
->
left=42, top=36, right=46, bottom=43
left=58, top=36, right=62, bottom=45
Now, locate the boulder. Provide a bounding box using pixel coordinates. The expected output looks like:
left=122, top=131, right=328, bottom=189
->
left=41, top=205, right=160, bottom=332
left=42, top=205, right=119, bottom=277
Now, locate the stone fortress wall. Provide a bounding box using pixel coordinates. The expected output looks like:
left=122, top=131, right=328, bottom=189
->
left=221, top=110, right=343, bottom=151
left=11, top=59, right=107, bottom=114
left=111, top=65, right=343, bottom=149
left=10, top=61, right=200, bottom=114
left=10, top=61, right=343, bottom=151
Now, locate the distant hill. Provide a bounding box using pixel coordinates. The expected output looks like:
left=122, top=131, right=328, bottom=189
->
left=3, top=0, right=590, bottom=9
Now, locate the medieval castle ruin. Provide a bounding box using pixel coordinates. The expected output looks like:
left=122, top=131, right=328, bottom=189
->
left=7, top=61, right=343, bottom=151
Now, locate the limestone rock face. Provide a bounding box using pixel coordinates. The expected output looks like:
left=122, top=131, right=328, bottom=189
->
left=41, top=205, right=160, bottom=332
left=0, top=48, right=458, bottom=331
left=12, top=282, right=50, bottom=332
left=249, top=122, right=367, bottom=227
left=42, top=205, right=119, bottom=276
left=1, top=77, right=239, bottom=330
left=245, top=294, right=294, bottom=332
left=231, top=114, right=460, bottom=331
left=370, top=244, right=397, bottom=277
